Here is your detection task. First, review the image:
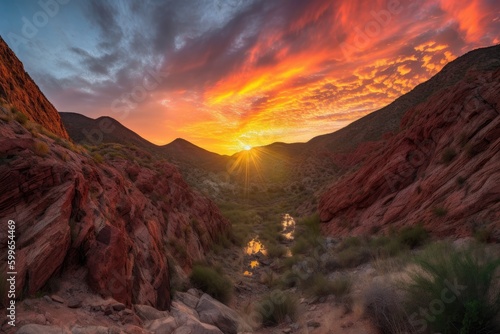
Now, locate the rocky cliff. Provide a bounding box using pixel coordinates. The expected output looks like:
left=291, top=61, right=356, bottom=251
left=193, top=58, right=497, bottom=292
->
left=0, top=39, right=230, bottom=310
left=0, top=112, right=230, bottom=310
left=319, top=67, right=500, bottom=238
left=0, top=37, right=69, bottom=139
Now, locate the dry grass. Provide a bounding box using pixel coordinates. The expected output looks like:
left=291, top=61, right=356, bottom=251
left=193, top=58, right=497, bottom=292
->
left=256, top=290, right=298, bottom=326
left=363, top=281, right=413, bottom=334
left=34, top=141, right=50, bottom=157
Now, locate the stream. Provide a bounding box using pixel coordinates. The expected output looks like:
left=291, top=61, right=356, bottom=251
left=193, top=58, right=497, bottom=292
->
left=243, top=213, right=296, bottom=276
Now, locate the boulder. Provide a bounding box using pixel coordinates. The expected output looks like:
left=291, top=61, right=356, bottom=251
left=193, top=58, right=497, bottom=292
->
left=173, top=319, right=223, bottom=334
left=171, top=301, right=199, bottom=325
left=147, top=316, right=179, bottom=334
left=195, top=294, right=251, bottom=334
left=175, top=291, right=200, bottom=309
left=134, top=304, right=170, bottom=321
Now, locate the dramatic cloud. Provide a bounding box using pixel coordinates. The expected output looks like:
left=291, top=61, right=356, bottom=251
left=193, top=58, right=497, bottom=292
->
left=0, top=0, right=499, bottom=154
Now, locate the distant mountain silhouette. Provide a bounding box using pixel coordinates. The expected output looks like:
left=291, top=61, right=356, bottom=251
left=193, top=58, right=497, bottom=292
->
left=60, top=112, right=230, bottom=172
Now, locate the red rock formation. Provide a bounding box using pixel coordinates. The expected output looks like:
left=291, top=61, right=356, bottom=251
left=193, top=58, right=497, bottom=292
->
left=0, top=117, right=230, bottom=310
left=319, top=68, right=500, bottom=238
left=0, top=36, right=69, bottom=139
left=0, top=38, right=230, bottom=310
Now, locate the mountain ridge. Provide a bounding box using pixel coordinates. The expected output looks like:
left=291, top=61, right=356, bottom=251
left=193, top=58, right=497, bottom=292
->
left=0, top=36, right=69, bottom=139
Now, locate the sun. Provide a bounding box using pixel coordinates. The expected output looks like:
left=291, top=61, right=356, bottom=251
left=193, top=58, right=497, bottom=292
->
left=243, top=145, right=252, bottom=151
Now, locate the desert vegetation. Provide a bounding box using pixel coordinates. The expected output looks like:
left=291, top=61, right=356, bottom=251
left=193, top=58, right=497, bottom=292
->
left=189, top=264, right=233, bottom=304
left=364, top=242, right=500, bottom=334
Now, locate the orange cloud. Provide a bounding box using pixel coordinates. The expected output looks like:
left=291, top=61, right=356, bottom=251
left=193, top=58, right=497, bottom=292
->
left=107, top=0, right=499, bottom=155
left=439, top=0, right=492, bottom=42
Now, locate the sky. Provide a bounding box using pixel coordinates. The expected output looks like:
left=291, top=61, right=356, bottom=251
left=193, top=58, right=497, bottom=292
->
left=0, top=0, right=499, bottom=155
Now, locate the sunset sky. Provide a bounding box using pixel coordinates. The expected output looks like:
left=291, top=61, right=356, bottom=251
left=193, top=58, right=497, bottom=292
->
left=0, top=0, right=499, bottom=154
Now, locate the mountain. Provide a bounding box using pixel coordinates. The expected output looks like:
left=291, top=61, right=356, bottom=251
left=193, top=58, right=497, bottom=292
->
left=61, top=45, right=500, bottom=216
left=60, top=112, right=157, bottom=152
left=0, top=39, right=230, bottom=311
left=60, top=112, right=229, bottom=172
left=307, top=44, right=500, bottom=153
left=319, top=59, right=500, bottom=238
left=0, top=36, right=69, bottom=139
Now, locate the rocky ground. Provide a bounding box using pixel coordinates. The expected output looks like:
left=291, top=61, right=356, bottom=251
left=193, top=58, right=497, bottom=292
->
left=1, top=267, right=252, bottom=333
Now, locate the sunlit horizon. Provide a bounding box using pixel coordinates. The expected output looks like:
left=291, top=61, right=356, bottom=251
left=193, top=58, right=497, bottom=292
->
left=0, top=0, right=499, bottom=155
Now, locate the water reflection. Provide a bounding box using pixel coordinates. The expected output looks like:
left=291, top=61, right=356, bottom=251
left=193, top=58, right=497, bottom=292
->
left=245, top=238, right=267, bottom=255
left=243, top=214, right=296, bottom=276
left=281, top=214, right=296, bottom=241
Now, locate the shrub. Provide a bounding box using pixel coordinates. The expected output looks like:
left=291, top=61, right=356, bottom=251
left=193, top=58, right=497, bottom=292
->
left=364, top=282, right=412, bottom=334
left=442, top=147, right=457, bottom=164
left=256, top=290, right=298, bottom=326
left=282, top=255, right=301, bottom=270
left=336, top=246, right=371, bottom=268
left=404, top=243, right=500, bottom=334
left=92, top=153, right=104, bottom=163
left=12, top=108, right=29, bottom=125
left=305, top=274, right=351, bottom=298
left=291, top=238, right=309, bottom=255
left=260, top=269, right=279, bottom=288
left=432, top=206, right=448, bottom=217
left=280, top=270, right=301, bottom=288
left=190, top=264, right=233, bottom=304
left=266, top=243, right=287, bottom=259
left=473, top=228, right=492, bottom=243
left=370, top=236, right=404, bottom=258
left=301, top=213, right=321, bottom=236
left=338, top=236, right=363, bottom=251
left=40, top=127, right=59, bottom=140
left=397, top=224, right=428, bottom=249
left=34, top=141, right=50, bottom=157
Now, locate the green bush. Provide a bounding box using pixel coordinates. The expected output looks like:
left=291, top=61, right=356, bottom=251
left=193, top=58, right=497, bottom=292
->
left=364, top=282, right=411, bottom=334
left=280, top=270, right=301, bottom=288
left=301, top=213, right=321, bottom=236
left=473, top=228, right=492, bottom=243
left=12, top=108, right=29, bottom=124
left=397, top=224, right=428, bottom=249
left=338, top=236, right=362, bottom=251
left=291, top=238, right=310, bottom=255
left=190, top=264, right=233, bottom=304
left=282, top=255, right=301, bottom=270
left=370, top=236, right=404, bottom=258
left=34, top=141, right=50, bottom=157
left=92, top=153, right=104, bottom=163
left=256, top=290, right=298, bottom=326
left=404, top=243, right=500, bottom=334
left=305, top=274, right=351, bottom=298
left=266, top=243, right=287, bottom=258
left=336, top=245, right=371, bottom=268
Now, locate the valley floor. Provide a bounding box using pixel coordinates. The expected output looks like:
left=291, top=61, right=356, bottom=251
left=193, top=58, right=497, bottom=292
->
left=2, top=211, right=498, bottom=334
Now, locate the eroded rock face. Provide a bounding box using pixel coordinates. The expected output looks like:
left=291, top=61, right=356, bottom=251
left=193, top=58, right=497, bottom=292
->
left=0, top=37, right=69, bottom=139
left=319, top=68, right=500, bottom=238
left=0, top=113, right=230, bottom=310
